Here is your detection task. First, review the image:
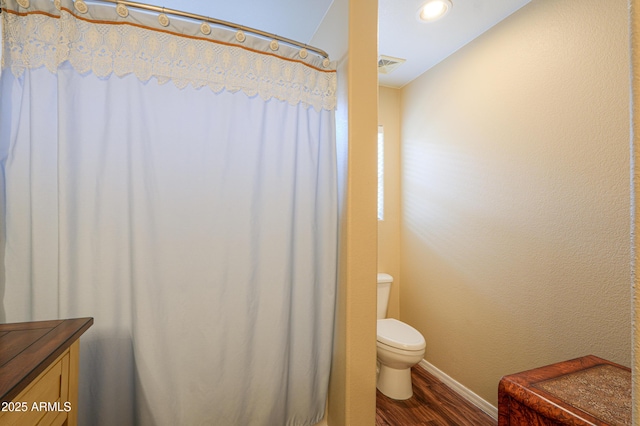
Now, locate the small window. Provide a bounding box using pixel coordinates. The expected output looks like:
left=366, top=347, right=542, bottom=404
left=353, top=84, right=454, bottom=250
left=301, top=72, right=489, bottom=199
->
left=377, top=125, right=384, bottom=221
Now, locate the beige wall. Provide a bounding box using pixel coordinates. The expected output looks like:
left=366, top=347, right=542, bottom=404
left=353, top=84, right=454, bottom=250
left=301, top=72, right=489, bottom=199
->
left=631, top=1, right=640, bottom=423
left=378, top=86, right=401, bottom=319
left=320, top=0, right=379, bottom=424
left=330, top=0, right=378, bottom=422
left=395, top=0, right=631, bottom=407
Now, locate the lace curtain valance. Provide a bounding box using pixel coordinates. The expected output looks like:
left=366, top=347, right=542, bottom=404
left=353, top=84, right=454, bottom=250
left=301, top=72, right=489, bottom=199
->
left=0, top=0, right=337, bottom=111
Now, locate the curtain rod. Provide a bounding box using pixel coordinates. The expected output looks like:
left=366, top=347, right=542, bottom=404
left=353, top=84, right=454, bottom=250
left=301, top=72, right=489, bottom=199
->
left=0, top=1, right=330, bottom=59
left=94, top=0, right=330, bottom=59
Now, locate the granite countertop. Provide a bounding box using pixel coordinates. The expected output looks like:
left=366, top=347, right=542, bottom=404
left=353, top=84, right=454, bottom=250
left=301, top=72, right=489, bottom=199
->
left=533, top=364, right=631, bottom=426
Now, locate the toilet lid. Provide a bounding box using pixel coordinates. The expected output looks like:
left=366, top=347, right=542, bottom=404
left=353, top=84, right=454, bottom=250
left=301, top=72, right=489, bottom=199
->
left=377, top=318, right=426, bottom=351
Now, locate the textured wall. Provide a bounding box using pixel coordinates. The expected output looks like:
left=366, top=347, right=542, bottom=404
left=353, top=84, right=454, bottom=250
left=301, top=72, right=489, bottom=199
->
left=378, top=86, right=402, bottom=320
left=399, top=0, right=631, bottom=407
left=630, top=1, right=640, bottom=423
left=323, top=0, right=379, bottom=424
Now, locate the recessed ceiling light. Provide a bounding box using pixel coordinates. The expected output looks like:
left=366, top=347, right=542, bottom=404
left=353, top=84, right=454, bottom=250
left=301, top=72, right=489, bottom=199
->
left=417, top=0, right=453, bottom=22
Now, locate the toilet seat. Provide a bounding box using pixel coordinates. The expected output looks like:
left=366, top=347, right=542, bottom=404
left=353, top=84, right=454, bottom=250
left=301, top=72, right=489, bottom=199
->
left=376, top=340, right=425, bottom=357
left=376, top=318, right=426, bottom=351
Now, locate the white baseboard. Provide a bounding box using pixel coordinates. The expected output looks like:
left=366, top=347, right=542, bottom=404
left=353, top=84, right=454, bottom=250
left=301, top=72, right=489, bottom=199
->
left=418, top=359, right=498, bottom=420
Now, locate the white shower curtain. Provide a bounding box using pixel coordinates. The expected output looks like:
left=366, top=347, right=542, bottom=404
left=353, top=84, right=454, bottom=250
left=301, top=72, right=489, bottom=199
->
left=0, top=1, right=338, bottom=425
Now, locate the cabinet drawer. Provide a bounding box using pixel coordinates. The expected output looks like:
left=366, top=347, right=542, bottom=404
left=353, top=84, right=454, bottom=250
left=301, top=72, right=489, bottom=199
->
left=0, top=350, right=70, bottom=426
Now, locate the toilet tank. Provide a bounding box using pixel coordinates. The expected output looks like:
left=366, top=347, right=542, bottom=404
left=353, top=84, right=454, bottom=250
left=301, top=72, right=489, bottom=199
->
left=377, top=273, right=393, bottom=319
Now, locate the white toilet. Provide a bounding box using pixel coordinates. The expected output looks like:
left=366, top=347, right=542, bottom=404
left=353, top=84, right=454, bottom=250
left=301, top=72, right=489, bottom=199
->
left=377, top=273, right=426, bottom=400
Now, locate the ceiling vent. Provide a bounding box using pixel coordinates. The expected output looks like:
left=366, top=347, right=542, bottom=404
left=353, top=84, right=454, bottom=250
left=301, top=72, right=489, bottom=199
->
left=378, top=55, right=406, bottom=74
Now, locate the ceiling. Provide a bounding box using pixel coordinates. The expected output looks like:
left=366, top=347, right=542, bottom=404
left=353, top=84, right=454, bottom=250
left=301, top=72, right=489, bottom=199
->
left=151, top=0, right=334, bottom=44
left=123, top=0, right=531, bottom=88
left=378, top=0, right=531, bottom=88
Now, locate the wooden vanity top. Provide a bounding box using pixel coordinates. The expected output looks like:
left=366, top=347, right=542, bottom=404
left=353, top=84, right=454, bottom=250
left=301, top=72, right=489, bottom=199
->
left=499, top=355, right=631, bottom=425
left=0, top=317, right=93, bottom=403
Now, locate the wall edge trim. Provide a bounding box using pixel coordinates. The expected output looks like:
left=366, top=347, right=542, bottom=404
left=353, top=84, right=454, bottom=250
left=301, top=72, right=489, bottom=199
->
left=417, top=359, right=498, bottom=420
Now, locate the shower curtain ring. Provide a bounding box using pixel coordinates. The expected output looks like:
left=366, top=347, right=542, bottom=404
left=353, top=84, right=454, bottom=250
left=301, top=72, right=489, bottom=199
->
left=270, top=37, right=279, bottom=51
left=299, top=45, right=309, bottom=59
left=158, top=6, right=170, bottom=26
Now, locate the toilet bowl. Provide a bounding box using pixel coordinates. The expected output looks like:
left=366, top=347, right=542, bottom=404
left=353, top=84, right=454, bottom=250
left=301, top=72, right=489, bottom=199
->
left=376, top=318, right=426, bottom=399
left=376, top=274, right=426, bottom=400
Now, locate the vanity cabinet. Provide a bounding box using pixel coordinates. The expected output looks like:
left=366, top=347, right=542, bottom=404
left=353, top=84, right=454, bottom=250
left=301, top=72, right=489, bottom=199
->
left=0, top=318, right=93, bottom=426
left=498, top=355, right=631, bottom=426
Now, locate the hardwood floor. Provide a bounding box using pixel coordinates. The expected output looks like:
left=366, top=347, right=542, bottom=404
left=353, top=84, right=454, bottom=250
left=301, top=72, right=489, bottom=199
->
left=376, top=365, right=497, bottom=426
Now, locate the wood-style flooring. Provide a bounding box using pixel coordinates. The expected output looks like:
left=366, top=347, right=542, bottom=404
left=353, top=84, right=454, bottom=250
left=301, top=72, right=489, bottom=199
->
left=376, top=365, right=497, bottom=426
